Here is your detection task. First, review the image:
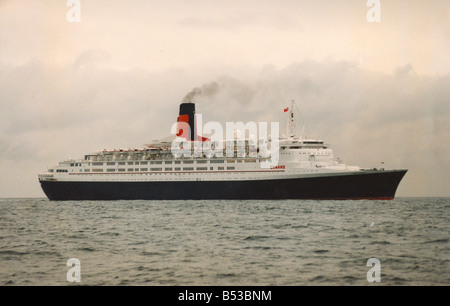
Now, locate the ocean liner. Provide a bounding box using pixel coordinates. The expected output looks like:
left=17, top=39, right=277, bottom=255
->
left=38, top=101, right=407, bottom=201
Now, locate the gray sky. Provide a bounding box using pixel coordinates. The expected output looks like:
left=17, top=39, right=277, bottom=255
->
left=0, top=0, right=449, bottom=197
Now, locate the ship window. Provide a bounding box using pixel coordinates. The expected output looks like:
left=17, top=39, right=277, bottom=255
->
left=92, top=169, right=103, bottom=172
left=244, top=159, right=256, bottom=163
left=135, top=162, right=139, bottom=165
left=93, top=162, right=103, bottom=166
left=183, top=160, right=194, bottom=164
left=210, top=160, right=224, bottom=163
left=150, top=168, right=162, bottom=171
left=135, top=168, right=139, bottom=171
left=165, top=168, right=172, bottom=171
left=196, top=160, right=207, bottom=164
left=175, top=161, right=181, bottom=164
left=150, top=161, right=162, bottom=164
left=48, top=169, right=54, bottom=173
left=118, top=168, right=125, bottom=172
left=107, top=169, right=115, bottom=172
left=227, top=167, right=235, bottom=170
left=84, top=169, right=90, bottom=172
left=210, top=167, right=213, bottom=170
left=183, top=167, right=194, bottom=171
left=140, top=161, right=148, bottom=165
left=165, top=161, right=172, bottom=164
left=70, top=163, right=74, bottom=167
left=140, top=168, right=148, bottom=171
left=227, top=160, right=235, bottom=163
left=196, top=167, right=207, bottom=171
left=175, top=167, right=181, bottom=171
left=218, top=167, right=224, bottom=170
left=128, top=162, right=133, bottom=165
left=107, top=162, right=115, bottom=166
left=127, top=168, right=134, bottom=172
left=118, top=162, right=126, bottom=165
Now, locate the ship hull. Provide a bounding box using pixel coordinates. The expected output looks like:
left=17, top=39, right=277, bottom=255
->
left=39, top=170, right=407, bottom=201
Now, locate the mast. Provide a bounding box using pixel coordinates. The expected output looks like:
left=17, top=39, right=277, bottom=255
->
left=286, top=100, right=296, bottom=138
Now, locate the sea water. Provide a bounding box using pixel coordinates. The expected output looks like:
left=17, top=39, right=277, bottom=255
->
left=0, top=198, right=448, bottom=285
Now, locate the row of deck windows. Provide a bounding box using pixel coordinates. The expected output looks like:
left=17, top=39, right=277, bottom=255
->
left=69, top=159, right=259, bottom=167
left=84, top=166, right=238, bottom=173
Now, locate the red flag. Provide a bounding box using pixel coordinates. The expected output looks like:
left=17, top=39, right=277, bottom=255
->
left=284, top=107, right=289, bottom=112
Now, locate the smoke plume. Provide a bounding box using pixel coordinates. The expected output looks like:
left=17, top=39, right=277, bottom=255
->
left=182, top=81, right=220, bottom=103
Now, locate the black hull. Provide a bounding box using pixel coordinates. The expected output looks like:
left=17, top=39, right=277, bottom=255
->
left=39, top=170, right=407, bottom=201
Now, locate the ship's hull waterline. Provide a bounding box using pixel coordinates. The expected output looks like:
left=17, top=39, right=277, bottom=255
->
left=40, top=169, right=407, bottom=201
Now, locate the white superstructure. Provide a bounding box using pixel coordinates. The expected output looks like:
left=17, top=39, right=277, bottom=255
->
left=39, top=102, right=362, bottom=184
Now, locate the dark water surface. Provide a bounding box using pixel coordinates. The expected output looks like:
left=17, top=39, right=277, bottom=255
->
left=0, top=198, right=448, bottom=285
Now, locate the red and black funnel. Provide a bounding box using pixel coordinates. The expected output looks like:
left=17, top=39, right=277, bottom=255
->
left=177, top=102, right=196, bottom=141
left=176, top=102, right=209, bottom=142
